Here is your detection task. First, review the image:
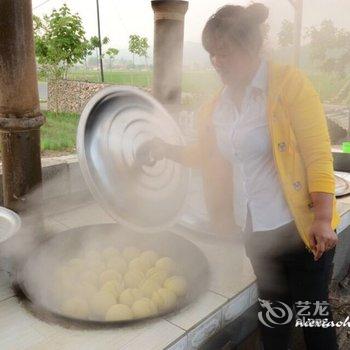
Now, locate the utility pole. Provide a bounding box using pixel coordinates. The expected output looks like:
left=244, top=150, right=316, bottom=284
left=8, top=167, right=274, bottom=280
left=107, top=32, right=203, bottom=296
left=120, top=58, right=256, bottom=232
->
left=288, top=0, right=303, bottom=67
left=96, top=0, right=104, bottom=82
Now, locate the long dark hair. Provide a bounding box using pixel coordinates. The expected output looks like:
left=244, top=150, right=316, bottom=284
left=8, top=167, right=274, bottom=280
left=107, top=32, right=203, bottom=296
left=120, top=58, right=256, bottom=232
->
left=202, top=3, right=269, bottom=55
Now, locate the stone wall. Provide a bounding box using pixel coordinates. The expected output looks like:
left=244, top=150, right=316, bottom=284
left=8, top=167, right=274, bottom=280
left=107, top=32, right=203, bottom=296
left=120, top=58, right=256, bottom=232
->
left=47, top=79, right=195, bottom=115
left=48, top=80, right=153, bottom=114
left=47, top=80, right=111, bottom=114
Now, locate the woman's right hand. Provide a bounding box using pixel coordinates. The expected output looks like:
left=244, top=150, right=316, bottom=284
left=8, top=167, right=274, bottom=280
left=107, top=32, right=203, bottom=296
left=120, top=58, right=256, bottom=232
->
left=149, top=137, right=169, bottom=162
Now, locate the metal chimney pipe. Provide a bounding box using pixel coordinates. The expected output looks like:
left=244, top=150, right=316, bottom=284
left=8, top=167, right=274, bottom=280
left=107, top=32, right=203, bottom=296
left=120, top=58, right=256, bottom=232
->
left=151, top=0, right=188, bottom=109
left=0, top=0, right=45, bottom=212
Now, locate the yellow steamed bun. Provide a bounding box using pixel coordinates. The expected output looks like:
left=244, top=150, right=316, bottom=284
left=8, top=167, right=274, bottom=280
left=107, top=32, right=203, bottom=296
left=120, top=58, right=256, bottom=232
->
left=139, top=250, right=159, bottom=269
left=124, top=269, right=145, bottom=288
left=131, top=297, right=157, bottom=318
left=128, top=257, right=148, bottom=273
left=155, top=257, right=177, bottom=274
left=119, top=288, right=143, bottom=307
left=90, top=291, right=116, bottom=318
left=152, top=288, right=177, bottom=312
left=146, top=267, right=169, bottom=284
left=100, top=280, right=124, bottom=299
left=164, top=276, right=188, bottom=296
left=140, top=279, right=161, bottom=298
left=105, top=304, right=134, bottom=321
left=99, top=269, right=123, bottom=286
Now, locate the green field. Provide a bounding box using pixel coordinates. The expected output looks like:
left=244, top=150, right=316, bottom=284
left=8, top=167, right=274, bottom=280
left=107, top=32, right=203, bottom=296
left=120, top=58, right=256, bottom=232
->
left=67, top=69, right=221, bottom=95
left=41, top=111, right=79, bottom=153
left=67, top=68, right=347, bottom=102
left=309, top=73, right=348, bottom=102
left=67, top=70, right=153, bottom=88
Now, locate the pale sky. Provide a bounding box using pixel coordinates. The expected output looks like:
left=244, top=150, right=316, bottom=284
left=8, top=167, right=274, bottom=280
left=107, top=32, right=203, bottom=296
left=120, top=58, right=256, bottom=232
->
left=32, top=0, right=350, bottom=50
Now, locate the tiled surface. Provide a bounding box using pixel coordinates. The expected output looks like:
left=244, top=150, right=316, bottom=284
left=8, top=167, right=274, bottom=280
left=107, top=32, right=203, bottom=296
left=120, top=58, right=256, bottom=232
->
left=336, top=201, right=350, bottom=233
left=0, top=297, right=184, bottom=350
left=221, top=286, right=251, bottom=327
left=249, top=283, right=259, bottom=305
left=48, top=319, right=183, bottom=350
left=165, top=291, right=226, bottom=331
left=0, top=271, right=13, bottom=302
left=118, top=321, right=184, bottom=350
left=337, top=212, right=350, bottom=234
left=51, top=202, right=115, bottom=229
left=0, top=298, right=49, bottom=350
left=0, top=195, right=348, bottom=349
left=166, top=335, right=188, bottom=350
left=187, top=308, right=222, bottom=350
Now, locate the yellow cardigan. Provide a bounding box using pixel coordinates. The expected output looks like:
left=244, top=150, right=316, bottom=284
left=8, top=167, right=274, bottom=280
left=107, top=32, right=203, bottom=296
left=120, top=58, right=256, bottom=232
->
left=180, top=61, right=340, bottom=252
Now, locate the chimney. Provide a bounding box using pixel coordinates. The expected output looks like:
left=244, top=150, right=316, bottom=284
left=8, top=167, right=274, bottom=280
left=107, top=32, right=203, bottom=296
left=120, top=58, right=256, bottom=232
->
left=151, top=0, right=189, bottom=111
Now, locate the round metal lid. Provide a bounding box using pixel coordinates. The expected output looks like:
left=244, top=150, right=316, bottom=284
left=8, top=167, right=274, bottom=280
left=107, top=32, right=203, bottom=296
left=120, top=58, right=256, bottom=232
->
left=77, top=86, right=189, bottom=233
left=0, top=207, right=21, bottom=243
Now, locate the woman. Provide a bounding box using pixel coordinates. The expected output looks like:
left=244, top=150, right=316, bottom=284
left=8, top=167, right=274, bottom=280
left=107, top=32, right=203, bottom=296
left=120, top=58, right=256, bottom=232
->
left=151, top=3, right=340, bottom=350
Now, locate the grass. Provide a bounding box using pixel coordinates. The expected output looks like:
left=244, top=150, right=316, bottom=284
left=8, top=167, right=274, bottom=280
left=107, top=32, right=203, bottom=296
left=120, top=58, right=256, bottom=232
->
left=67, top=69, right=221, bottom=95
left=308, top=72, right=348, bottom=102
left=41, top=111, right=79, bottom=153
left=67, top=70, right=152, bottom=88
left=67, top=68, right=348, bottom=101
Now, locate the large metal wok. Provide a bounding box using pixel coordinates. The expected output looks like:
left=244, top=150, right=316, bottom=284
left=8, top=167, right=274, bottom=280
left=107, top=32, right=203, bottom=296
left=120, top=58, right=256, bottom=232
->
left=14, top=86, right=209, bottom=326
left=16, top=223, right=209, bottom=325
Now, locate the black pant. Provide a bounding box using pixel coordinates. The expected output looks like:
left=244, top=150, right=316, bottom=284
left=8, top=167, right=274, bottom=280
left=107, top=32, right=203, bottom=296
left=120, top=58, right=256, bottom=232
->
left=243, top=208, right=338, bottom=350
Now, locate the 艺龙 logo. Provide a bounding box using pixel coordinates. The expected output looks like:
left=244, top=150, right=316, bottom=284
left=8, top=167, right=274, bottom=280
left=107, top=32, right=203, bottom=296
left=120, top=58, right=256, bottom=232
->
left=258, top=298, right=294, bottom=328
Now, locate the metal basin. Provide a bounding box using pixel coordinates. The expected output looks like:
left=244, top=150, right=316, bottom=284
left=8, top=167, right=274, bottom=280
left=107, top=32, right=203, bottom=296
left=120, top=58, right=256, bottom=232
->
left=16, top=223, right=209, bottom=326
left=0, top=207, right=21, bottom=244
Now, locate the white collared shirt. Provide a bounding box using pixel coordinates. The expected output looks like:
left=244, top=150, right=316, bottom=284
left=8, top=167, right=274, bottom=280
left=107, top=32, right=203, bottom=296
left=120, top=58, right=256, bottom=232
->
left=212, top=59, right=294, bottom=232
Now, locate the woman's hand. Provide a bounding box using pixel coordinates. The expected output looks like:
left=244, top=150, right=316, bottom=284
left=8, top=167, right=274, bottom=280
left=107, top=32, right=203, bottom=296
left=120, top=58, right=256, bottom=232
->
left=149, top=137, right=168, bottom=162
left=308, top=219, right=338, bottom=261
left=148, top=138, right=198, bottom=167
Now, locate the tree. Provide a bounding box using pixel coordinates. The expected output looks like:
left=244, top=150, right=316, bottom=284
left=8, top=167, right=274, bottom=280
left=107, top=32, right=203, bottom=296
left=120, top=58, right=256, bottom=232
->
left=129, top=34, right=150, bottom=68
left=34, top=4, right=93, bottom=80
left=106, top=48, right=119, bottom=69
left=128, top=35, right=150, bottom=85
left=306, top=20, right=350, bottom=76
left=278, top=19, right=294, bottom=47
left=90, top=35, right=111, bottom=80
left=138, top=37, right=150, bottom=67
left=90, top=35, right=110, bottom=60
left=129, top=34, right=140, bottom=67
